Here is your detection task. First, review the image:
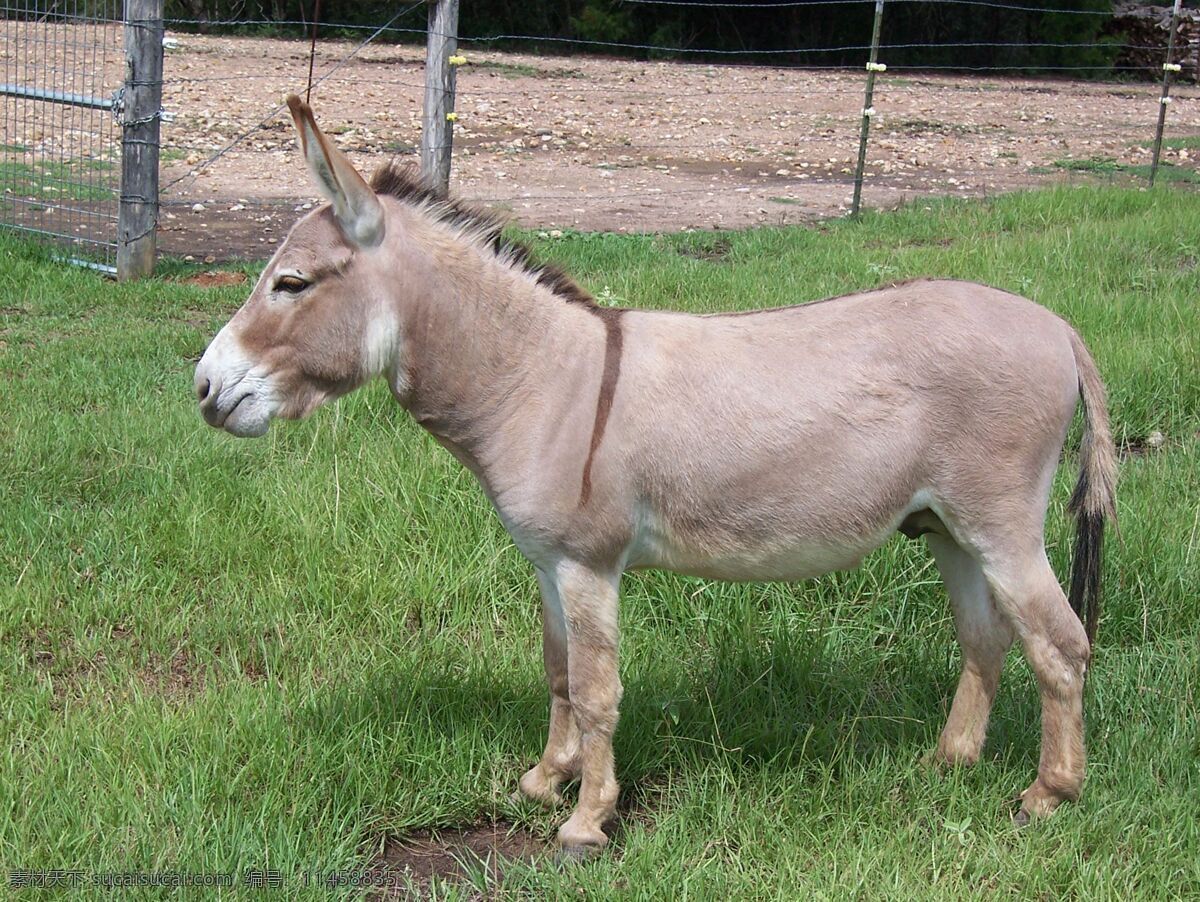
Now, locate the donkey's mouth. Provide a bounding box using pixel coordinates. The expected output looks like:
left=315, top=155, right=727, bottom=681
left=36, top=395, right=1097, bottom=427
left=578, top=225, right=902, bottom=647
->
left=205, top=390, right=271, bottom=438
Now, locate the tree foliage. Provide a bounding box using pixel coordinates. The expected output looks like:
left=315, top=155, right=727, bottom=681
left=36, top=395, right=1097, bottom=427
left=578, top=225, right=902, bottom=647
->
left=165, top=0, right=1121, bottom=72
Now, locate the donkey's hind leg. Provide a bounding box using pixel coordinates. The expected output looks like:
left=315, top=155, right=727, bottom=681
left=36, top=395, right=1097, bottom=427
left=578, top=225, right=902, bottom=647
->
left=927, top=533, right=1014, bottom=766
left=517, top=569, right=582, bottom=806
left=982, top=548, right=1090, bottom=822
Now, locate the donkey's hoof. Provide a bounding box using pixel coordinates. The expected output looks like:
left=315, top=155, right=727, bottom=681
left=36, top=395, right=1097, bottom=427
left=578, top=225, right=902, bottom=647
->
left=922, top=743, right=980, bottom=769
left=557, top=815, right=609, bottom=861
left=1015, top=776, right=1076, bottom=825
left=516, top=766, right=563, bottom=807
left=556, top=843, right=603, bottom=865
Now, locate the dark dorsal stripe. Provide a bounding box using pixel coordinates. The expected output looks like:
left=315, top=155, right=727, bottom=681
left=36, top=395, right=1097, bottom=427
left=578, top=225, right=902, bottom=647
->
left=368, top=163, right=626, bottom=506
left=580, top=308, right=625, bottom=506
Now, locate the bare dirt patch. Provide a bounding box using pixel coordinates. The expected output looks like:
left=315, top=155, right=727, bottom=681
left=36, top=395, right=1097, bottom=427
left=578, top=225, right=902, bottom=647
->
left=27, top=629, right=103, bottom=704
left=24, top=622, right=211, bottom=706
left=138, top=32, right=1200, bottom=259
left=180, top=270, right=248, bottom=288
left=139, top=647, right=206, bottom=701
left=370, top=820, right=544, bottom=897
left=366, top=785, right=663, bottom=894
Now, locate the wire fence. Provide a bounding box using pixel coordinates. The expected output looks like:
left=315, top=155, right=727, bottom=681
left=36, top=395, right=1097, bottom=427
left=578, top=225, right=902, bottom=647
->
left=1, top=1, right=124, bottom=272
left=3, top=0, right=1200, bottom=271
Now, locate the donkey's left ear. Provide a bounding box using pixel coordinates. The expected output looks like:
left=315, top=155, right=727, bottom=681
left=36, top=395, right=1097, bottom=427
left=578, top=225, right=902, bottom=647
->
left=286, top=94, right=384, bottom=248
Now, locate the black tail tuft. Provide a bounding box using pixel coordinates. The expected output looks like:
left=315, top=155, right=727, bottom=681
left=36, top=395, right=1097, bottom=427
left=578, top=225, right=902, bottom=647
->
left=1067, top=507, right=1104, bottom=646
left=1065, top=328, right=1116, bottom=650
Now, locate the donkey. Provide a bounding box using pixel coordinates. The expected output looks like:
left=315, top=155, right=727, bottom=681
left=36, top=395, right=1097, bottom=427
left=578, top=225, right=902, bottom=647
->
left=195, top=96, right=1117, bottom=856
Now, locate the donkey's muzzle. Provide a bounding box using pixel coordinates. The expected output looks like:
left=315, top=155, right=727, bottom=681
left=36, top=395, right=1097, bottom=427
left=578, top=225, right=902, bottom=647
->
left=194, top=327, right=273, bottom=437
left=196, top=380, right=270, bottom=437
left=194, top=367, right=224, bottom=426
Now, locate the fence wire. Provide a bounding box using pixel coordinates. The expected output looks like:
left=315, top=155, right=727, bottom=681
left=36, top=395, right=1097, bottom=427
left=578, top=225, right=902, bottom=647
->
left=5, top=2, right=1200, bottom=267
left=154, top=15, right=1197, bottom=250
left=1, top=1, right=123, bottom=271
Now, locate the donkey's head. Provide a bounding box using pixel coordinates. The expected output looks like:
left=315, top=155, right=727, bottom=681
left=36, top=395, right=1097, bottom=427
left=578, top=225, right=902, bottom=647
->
left=194, top=96, right=401, bottom=437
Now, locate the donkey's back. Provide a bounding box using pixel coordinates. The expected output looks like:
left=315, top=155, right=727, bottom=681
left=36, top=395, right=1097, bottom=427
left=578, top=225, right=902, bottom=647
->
left=597, top=279, right=1084, bottom=581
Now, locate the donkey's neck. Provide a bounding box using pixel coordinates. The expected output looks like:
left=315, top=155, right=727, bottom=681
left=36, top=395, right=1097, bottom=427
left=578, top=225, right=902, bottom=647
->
left=386, top=226, right=606, bottom=480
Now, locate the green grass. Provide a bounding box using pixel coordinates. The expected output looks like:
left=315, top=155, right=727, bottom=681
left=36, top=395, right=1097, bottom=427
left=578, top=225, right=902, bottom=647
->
left=1052, top=156, right=1200, bottom=185
left=470, top=59, right=584, bottom=79
left=0, top=158, right=116, bottom=203
left=1, top=185, right=1198, bottom=898
left=1137, top=134, right=1200, bottom=151
left=892, top=118, right=1002, bottom=137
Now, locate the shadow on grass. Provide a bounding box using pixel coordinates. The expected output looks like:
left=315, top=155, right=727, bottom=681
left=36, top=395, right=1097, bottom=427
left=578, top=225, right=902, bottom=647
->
left=300, top=626, right=1044, bottom=792
left=286, top=625, right=1047, bottom=889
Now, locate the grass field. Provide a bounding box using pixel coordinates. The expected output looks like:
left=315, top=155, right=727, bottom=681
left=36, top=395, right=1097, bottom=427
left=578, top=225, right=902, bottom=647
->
left=1, top=185, right=1197, bottom=898
left=0, top=157, right=116, bottom=204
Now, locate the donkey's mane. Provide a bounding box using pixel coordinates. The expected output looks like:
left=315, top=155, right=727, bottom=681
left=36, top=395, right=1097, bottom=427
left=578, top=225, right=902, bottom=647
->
left=370, top=163, right=598, bottom=309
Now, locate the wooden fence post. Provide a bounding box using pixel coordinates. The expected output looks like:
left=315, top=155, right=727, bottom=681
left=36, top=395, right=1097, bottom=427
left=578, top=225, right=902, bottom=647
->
left=851, top=0, right=885, bottom=218
left=117, top=0, right=164, bottom=281
left=421, top=0, right=460, bottom=193
left=1150, top=0, right=1183, bottom=186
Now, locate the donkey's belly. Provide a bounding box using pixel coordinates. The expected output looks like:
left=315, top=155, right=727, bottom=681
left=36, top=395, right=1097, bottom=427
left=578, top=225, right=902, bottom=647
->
left=625, top=509, right=897, bottom=582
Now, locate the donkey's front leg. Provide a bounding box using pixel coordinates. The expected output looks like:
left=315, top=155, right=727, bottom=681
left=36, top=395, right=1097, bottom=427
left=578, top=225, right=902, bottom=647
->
left=518, top=569, right=582, bottom=805
left=552, top=560, right=622, bottom=857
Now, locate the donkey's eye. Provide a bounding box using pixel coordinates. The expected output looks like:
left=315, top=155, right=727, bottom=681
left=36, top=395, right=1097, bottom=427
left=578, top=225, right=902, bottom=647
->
left=274, top=275, right=309, bottom=295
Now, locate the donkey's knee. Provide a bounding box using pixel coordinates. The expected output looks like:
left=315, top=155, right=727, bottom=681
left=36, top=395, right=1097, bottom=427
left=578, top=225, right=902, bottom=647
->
left=1022, top=603, right=1090, bottom=696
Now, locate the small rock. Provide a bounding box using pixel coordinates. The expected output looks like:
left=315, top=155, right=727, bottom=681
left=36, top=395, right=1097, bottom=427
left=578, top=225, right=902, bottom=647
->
left=191, top=203, right=205, bottom=213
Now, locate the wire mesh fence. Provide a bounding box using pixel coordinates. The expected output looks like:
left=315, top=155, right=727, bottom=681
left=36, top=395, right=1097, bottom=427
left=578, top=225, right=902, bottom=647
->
left=5, top=1, right=1200, bottom=269
left=1, top=1, right=124, bottom=272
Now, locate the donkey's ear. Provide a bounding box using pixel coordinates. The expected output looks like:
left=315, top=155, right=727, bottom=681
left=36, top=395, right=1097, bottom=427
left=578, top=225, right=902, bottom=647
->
left=286, top=94, right=384, bottom=248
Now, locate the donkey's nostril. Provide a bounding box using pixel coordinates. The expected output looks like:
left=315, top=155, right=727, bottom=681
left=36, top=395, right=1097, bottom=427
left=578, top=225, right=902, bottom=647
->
left=198, top=378, right=211, bottom=402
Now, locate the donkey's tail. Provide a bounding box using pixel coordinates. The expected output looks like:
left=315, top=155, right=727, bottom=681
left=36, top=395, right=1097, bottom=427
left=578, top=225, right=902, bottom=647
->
left=1066, top=329, right=1118, bottom=645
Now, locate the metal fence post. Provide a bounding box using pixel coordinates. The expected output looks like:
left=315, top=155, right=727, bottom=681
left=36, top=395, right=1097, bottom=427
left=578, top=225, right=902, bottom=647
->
left=1150, top=0, right=1183, bottom=187
left=420, top=0, right=460, bottom=194
left=117, top=0, right=164, bottom=280
left=851, top=0, right=885, bottom=217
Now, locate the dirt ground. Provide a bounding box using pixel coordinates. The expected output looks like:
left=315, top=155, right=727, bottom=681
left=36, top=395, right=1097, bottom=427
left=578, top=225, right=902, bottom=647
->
left=365, top=820, right=543, bottom=897
left=155, top=33, right=1200, bottom=259
left=6, top=25, right=1200, bottom=260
